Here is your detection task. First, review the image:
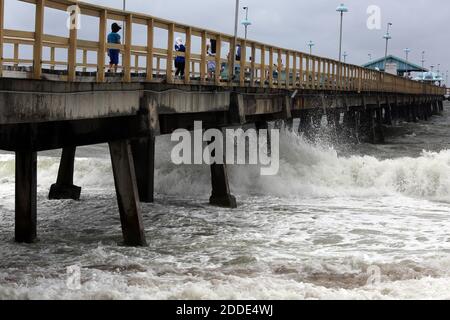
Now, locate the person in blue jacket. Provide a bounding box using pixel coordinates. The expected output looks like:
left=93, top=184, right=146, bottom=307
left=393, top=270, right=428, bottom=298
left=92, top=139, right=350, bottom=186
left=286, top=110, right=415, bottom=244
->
left=107, top=23, right=122, bottom=73
left=175, top=37, right=186, bottom=78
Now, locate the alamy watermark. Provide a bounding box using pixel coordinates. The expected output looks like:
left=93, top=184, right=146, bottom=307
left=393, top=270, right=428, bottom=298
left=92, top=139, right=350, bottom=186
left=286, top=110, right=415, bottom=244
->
left=66, top=265, right=81, bottom=290
left=366, top=265, right=382, bottom=286
left=171, top=121, right=280, bottom=176
left=66, top=5, right=81, bottom=30
left=367, top=5, right=382, bottom=30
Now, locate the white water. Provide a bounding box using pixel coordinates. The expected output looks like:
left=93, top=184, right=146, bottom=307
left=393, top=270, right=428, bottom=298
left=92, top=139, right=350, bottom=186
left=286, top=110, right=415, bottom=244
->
left=1, top=106, right=450, bottom=300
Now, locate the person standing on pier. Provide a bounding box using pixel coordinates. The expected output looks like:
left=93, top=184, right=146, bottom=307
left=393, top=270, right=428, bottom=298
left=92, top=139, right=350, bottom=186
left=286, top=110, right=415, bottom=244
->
left=175, top=37, right=186, bottom=78
left=107, top=23, right=122, bottom=73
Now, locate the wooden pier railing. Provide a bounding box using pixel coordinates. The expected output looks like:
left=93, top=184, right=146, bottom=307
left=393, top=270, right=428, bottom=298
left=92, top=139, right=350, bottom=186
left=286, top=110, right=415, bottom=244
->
left=0, top=0, right=445, bottom=96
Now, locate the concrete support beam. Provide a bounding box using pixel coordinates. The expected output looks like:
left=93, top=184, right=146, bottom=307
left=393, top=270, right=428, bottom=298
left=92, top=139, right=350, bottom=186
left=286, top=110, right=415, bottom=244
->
left=207, top=133, right=237, bottom=209
left=209, top=163, right=237, bottom=208
left=255, top=121, right=271, bottom=155
left=343, top=109, right=358, bottom=141
left=15, top=151, right=37, bottom=243
left=48, top=147, right=81, bottom=200
left=383, top=105, right=392, bottom=125
left=358, top=109, right=376, bottom=143
left=131, top=136, right=156, bottom=203
left=438, top=100, right=444, bottom=112
left=298, top=110, right=312, bottom=136
left=109, top=140, right=147, bottom=246
left=374, top=108, right=385, bottom=144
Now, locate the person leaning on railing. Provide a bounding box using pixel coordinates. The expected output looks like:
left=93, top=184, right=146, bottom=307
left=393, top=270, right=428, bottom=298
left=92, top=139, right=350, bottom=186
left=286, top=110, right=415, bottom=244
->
left=175, top=37, right=186, bottom=79
left=107, top=23, right=122, bottom=73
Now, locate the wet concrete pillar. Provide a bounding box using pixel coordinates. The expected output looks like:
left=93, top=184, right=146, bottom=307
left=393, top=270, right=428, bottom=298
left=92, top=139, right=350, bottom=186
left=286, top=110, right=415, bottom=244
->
left=438, top=100, right=444, bottom=112
left=298, top=110, right=313, bottom=140
left=255, top=121, right=272, bottom=155
left=383, top=105, right=393, bottom=125
left=374, top=108, right=385, bottom=144
left=15, top=151, right=37, bottom=243
left=343, top=109, right=358, bottom=141
left=358, top=109, right=376, bottom=143
left=109, top=140, right=147, bottom=246
left=131, top=135, right=155, bottom=203
left=208, top=134, right=237, bottom=209
left=311, top=111, right=322, bottom=137
left=285, top=118, right=294, bottom=132
left=49, top=147, right=81, bottom=200
left=405, top=105, right=413, bottom=122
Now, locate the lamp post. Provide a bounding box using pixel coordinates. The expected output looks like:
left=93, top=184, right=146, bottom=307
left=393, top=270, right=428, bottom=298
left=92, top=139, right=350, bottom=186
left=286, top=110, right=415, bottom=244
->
left=383, top=22, right=392, bottom=72
left=122, top=0, right=126, bottom=39
left=343, top=51, right=348, bottom=63
left=307, top=40, right=315, bottom=55
left=404, top=48, right=411, bottom=76
left=241, top=6, right=251, bottom=40
left=437, top=63, right=441, bottom=75
left=336, top=3, right=348, bottom=63
left=446, top=71, right=448, bottom=86
left=421, top=51, right=425, bottom=69
left=368, top=53, right=372, bottom=61
left=231, top=0, right=240, bottom=82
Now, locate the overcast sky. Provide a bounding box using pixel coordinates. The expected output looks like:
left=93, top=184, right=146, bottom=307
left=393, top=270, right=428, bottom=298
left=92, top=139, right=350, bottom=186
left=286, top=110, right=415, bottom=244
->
left=5, top=0, right=450, bottom=80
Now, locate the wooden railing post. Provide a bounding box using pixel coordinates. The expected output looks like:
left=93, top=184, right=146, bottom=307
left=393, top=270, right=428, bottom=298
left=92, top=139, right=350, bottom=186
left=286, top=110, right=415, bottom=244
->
left=250, top=43, right=256, bottom=86
left=82, top=49, right=87, bottom=72
left=312, top=57, right=316, bottom=89
left=277, top=49, right=282, bottom=88
left=67, top=3, right=78, bottom=82
left=123, top=14, right=132, bottom=82
left=166, top=23, right=174, bottom=83
left=358, top=67, right=362, bottom=93
left=134, top=54, right=139, bottom=73
left=317, top=58, right=322, bottom=89
left=285, top=50, right=290, bottom=89
left=268, top=47, right=274, bottom=88
left=305, top=55, right=310, bottom=89
left=292, top=52, right=297, bottom=88
left=260, top=45, right=266, bottom=87
left=97, top=9, right=106, bottom=82
left=184, top=27, right=191, bottom=83
left=13, top=43, right=19, bottom=68
left=146, top=18, right=154, bottom=81
left=200, top=31, right=206, bottom=83
left=33, top=0, right=45, bottom=79
left=240, top=40, right=246, bottom=87
left=299, top=53, right=303, bottom=88
left=214, top=35, right=221, bottom=85
left=0, top=0, right=4, bottom=77
left=50, top=47, right=55, bottom=70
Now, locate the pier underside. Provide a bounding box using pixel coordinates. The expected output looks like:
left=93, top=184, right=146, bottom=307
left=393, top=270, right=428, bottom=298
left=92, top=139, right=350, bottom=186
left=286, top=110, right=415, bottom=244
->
left=0, top=78, right=444, bottom=245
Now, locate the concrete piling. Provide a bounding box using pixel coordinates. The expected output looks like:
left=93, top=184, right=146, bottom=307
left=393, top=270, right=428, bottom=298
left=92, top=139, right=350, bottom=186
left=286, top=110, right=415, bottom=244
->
left=209, top=163, right=237, bottom=208
left=15, top=151, right=37, bottom=243
left=207, top=134, right=237, bottom=209
left=48, top=147, right=81, bottom=200
left=131, top=136, right=155, bottom=203
left=109, top=140, right=147, bottom=246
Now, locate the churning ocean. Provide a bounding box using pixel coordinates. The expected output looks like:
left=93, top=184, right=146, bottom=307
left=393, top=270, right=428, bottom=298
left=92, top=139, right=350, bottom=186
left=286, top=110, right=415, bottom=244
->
left=1, top=105, right=450, bottom=300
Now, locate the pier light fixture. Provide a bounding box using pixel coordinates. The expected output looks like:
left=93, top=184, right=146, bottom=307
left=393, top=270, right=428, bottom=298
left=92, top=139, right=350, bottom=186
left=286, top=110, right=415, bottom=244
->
left=241, top=6, right=252, bottom=40
left=343, top=51, right=348, bottom=63
left=307, top=40, right=315, bottom=55
left=404, top=48, right=411, bottom=74
left=231, top=0, right=240, bottom=82
left=336, top=3, right=348, bottom=64
left=383, top=22, right=393, bottom=72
